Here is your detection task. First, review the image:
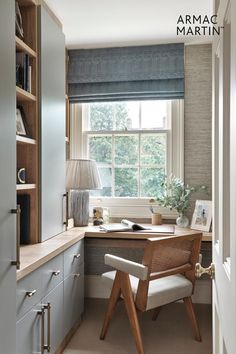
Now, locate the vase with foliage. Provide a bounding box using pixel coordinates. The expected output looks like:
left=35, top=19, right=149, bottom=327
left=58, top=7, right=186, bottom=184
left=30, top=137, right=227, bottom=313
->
left=156, top=175, right=208, bottom=227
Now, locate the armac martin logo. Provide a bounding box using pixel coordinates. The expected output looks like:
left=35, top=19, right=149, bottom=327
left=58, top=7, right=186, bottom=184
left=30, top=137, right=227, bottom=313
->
left=177, top=15, right=224, bottom=35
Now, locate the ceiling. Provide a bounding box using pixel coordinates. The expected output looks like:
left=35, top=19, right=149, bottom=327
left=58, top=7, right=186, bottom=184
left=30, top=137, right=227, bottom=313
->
left=45, top=0, right=213, bottom=49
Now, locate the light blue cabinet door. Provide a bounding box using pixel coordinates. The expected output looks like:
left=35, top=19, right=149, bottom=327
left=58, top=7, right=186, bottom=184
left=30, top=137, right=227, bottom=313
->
left=42, top=282, right=64, bottom=354
left=39, top=5, right=66, bottom=242
left=16, top=304, right=42, bottom=354
left=63, top=264, right=84, bottom=337
left=0, top=0, right=16, bottom=353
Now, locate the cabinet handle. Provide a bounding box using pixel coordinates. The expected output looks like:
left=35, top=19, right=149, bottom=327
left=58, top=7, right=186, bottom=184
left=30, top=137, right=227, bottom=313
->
left=74, top=273, right=81, bottom=278
left=63, top=192, right=69, bottom=229
left=52, top=270, right=61, bottom=276
left=43, top=303, right=51, bottom=352
left=26, top=289, right=36, bottom=297
left=38, top=308, right=45, bottom=354
left=11, top=205, right=21, bottom=269
left=74, top=254, right=81, bottom=259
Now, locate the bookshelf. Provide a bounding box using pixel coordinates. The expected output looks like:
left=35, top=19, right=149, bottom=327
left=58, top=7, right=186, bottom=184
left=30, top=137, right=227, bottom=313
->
left=16, top=0, right=38, bottom=244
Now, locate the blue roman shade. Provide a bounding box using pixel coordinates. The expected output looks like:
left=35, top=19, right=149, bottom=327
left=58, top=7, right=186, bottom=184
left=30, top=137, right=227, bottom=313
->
left=67, top=43, right=184, bottom=102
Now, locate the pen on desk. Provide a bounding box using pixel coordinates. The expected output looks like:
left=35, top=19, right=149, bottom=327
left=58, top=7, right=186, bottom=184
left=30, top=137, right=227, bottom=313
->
left=149, top=206, right=154, bottom=214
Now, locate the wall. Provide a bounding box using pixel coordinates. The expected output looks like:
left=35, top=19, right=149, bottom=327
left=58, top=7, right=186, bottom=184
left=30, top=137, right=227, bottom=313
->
left=184, top=44, right=212, bottom=218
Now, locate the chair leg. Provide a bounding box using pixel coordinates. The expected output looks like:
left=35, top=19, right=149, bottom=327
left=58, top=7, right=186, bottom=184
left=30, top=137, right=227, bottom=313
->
left=152, top=306, right=162, bottom=321
left=183, top=297, right=202, bottom=342
left=100, top=272, right=121, bottom=340
left=121, top=273, right=145, bottom=354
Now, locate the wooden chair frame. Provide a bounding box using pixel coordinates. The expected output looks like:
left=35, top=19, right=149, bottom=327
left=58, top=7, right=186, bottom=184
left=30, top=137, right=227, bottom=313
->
left=100, top=233, right=202, bottom=354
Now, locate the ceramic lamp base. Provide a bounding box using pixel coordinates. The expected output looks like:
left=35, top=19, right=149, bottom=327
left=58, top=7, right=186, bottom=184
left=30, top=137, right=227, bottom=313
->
left=71, top=190, right=89, bottom=226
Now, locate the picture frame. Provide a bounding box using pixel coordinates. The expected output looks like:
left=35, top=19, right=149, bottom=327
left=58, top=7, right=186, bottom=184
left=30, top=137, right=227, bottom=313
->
left=191, top=200, right=212, bottom=232
left=16, top=108, right=26, bottom=135
left=15, top=1, right=24, bottom=39
left=16, top=106, right=30, bottom=137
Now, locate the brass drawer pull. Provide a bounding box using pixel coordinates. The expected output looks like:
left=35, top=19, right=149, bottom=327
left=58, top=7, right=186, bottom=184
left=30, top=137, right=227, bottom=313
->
left=74, top=254, right=81, bottom=259
left=74, top=273, right=81, bottom=278
left=52, top=270, right=61, bottom=276
left=26, top=290, right=36, bottom=297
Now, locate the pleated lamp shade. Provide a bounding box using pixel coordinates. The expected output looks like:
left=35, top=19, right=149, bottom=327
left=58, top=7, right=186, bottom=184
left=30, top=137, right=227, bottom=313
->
left=66, top=159, right=102, bottom=190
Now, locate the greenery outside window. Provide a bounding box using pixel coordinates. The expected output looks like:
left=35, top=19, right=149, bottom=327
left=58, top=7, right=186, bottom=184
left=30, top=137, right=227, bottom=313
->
left=71, top=99, right=184, bottom=218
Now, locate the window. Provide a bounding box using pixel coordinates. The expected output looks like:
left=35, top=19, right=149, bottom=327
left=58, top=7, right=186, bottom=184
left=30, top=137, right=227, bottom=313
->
left=71, top=99, right=184, bottom=218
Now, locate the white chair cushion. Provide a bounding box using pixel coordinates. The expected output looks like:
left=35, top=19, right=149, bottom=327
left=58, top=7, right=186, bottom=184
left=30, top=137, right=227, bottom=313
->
left=101, top=271, right=193, bottom=310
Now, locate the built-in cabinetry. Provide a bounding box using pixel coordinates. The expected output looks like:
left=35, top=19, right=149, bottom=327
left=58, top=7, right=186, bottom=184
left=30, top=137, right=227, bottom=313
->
left=16, top=0, right=39, bottom=246
left=15, top=0, right=66, bottom=250
left=16, top=239, right=84, bottom=354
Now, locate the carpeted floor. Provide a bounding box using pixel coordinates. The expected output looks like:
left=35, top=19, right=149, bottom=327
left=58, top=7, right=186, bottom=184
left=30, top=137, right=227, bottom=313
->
left=63, top=299, right=212, bottom=354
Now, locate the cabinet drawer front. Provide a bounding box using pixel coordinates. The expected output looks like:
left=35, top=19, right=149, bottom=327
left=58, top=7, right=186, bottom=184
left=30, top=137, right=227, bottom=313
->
left=42, top=253, right=63, bottom=296
left=64, top=240, right=84, bottom=278
left=63, top=263, right=84, bottom=336
left=16, top=304, right=42, bottom=354
left=17, top=268, right=42, bottom=320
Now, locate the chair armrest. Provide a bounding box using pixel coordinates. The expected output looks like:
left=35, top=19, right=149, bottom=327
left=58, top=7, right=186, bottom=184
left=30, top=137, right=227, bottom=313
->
left=104, top=254, right=148, bottom=280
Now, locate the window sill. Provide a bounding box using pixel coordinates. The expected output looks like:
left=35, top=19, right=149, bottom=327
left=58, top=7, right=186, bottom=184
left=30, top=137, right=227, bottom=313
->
left=89, top=197, right=178, bottom=219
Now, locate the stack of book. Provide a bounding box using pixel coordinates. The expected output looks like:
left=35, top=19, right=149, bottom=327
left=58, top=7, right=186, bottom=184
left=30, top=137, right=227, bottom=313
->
left=16, top=53, right=32, bottom=92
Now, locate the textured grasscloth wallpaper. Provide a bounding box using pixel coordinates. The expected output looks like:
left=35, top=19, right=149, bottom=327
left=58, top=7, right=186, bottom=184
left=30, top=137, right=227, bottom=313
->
left=184, top=44, right=212, bottom=218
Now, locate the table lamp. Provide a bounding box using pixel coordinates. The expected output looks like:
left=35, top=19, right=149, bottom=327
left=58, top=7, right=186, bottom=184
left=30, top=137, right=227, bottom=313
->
left=66, top=159, right=102, bottom=226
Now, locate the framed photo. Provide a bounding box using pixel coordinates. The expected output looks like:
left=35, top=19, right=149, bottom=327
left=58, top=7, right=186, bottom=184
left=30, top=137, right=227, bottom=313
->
left=16, top=106, right=30, bottom=137
left=191, top=200, right=212, bottom=232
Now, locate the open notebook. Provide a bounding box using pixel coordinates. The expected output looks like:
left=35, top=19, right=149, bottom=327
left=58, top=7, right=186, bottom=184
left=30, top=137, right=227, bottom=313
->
left=99, top=219, right=175, bottom=234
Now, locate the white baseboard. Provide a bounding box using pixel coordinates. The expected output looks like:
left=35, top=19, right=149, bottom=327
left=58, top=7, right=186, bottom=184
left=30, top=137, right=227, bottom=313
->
left=85, top=275, right=212, bottom=304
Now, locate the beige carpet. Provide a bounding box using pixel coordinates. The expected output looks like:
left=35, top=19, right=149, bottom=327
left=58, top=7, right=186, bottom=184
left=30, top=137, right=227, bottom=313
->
left=63, top=299, right=212, bottom=354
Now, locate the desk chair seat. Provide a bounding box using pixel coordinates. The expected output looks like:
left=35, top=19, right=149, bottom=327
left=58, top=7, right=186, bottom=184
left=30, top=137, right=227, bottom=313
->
left=102, top=271, right=193, bottom=310
left=100, top=234, right=202, bottom=354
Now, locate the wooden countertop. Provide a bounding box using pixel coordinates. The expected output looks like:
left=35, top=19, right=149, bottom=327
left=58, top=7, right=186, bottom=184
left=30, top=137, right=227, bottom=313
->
left=17, top=229, right=85, bottom=280
left=74, top=224, right=212, bottom=242
left=17, top=224, right=211, bottom=280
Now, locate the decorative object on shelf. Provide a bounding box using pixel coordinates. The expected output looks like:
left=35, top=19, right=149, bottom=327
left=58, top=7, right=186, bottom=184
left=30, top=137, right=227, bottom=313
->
left=156, top=175, right=208, bottom=228
left=17, top=167, right=26, bottom=184
left=15, top=1, right=24, bottom=39
left=66, top=159, right=102, bottom=226
left=16, top=107, right=26, bottom=135
left=16, top=106, right=30, bottom=137
left=191, top=200, right=212, bottom=232
left=93, top=207, right=109, bottom=225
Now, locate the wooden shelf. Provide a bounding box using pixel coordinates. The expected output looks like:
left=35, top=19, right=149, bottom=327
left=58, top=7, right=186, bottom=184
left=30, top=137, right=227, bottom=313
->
left=16, top=135, right=36, bottom=145
left=18, top=0, right=37, bottom=6
left=16, top=36, right=37, bottom=58
left=16, top=86, right=36, bottom=102
left=17, top=184, right=36, bottom=191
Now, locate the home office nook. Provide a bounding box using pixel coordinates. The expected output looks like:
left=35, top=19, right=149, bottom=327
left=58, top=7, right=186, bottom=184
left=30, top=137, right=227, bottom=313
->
left=1, top=0, right=235, bottom=353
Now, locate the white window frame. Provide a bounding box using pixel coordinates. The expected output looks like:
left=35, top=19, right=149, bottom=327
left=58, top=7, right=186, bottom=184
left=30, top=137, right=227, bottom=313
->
left=70, top=100, right=184, bottom=219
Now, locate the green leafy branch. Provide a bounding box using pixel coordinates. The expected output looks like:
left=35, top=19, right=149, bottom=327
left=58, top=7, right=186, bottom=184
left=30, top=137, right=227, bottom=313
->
left=156, top=175, right=208, bottom=214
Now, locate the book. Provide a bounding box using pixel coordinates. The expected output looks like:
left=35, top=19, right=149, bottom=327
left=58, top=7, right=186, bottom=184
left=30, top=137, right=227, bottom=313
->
left=99, top=219, right=175, bottom=234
